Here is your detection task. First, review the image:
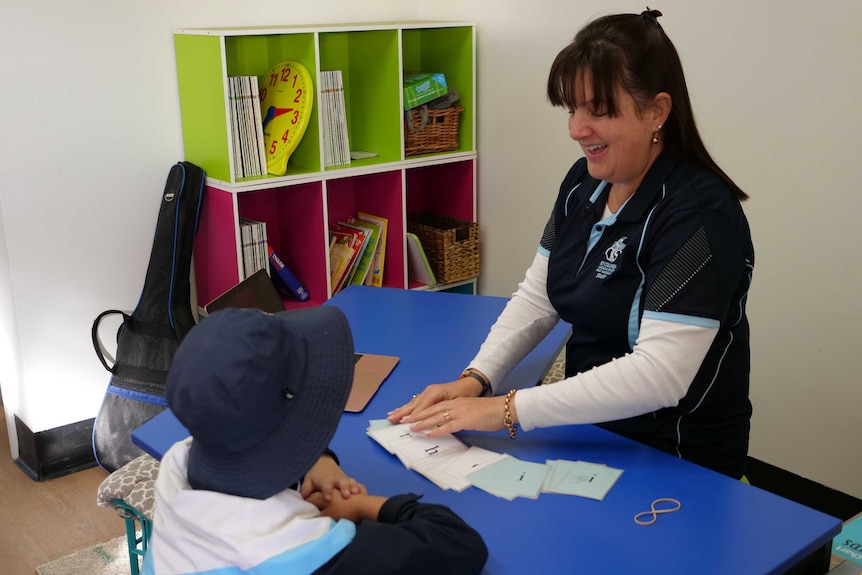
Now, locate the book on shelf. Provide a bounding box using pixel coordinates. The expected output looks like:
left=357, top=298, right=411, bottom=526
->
left=320, top=70, right=351, bottom=167
left=268, top=245, right=309, bottom=302
left=356, top=212, right=389, bottom=287
left=228, top=76, right=267, bottom=178
left=319, top=71, right=333, bottom=167
left=228, top=77, right=242, bottom=179
left=330, top=223, right=368, bottom=290
left=329, top=224, right=365, bottom=294
left=337, top=221, right=375, bottom=287
left=343, top=218, right=381, bottom=287
left=239, top=218, right=269, bottom=279
left=249, top=76, right=267, bottom=175
left=329, top=238, right=356, bottom=295
left=236, top=77, right=251, bottom=176
left=239, top=218, right=253, bottom=277
left=403, top=71, right=449, bottom=110
left=233, top=76, right=251, bottom=178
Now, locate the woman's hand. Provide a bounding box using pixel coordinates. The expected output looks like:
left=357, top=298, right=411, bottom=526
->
left=402, top=394, right=514, bottom=438
left=300, top=454, right=367, bottom=503
left=387, top=377, right=484, bottom=424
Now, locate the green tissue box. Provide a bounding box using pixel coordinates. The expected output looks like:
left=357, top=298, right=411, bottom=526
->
left=403, top=72, right=448, bottom=110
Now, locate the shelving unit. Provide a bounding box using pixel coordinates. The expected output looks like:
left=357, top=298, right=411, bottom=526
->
left=174, top=22, right=477, bottom=309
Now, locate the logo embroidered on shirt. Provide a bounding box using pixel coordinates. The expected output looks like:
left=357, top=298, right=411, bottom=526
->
left=605, top=237, right=627, bottom=262
left=596, top=236, right=627, bottom=280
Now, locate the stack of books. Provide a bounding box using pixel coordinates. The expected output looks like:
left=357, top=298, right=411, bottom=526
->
left=239, top=218, right=269, bottom=278
left=240, top=218, right=309, bottom=301
left=328, top=212, right=388, bottom=294
left=228, top=76, right=267, bottom=178
left=319, top=70, right=351, bottom=167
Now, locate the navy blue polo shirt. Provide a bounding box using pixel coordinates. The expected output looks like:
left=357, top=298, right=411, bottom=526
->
left=540, top=151, right=754, bottom=478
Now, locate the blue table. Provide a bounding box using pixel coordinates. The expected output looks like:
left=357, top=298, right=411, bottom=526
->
left=133, top=286, right=841, bottom=574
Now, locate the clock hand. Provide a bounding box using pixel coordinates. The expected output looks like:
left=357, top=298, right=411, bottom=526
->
left=262, top=106, right=295, bottom=129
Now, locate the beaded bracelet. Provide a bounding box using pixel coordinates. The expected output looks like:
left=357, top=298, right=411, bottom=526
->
left=503, top=389, right=518, bottom=439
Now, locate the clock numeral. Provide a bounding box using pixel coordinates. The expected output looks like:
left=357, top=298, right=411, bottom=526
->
left=294, top=89, right=303, bottom=104
left=292, top=110, right=300, bottom=124
left=281, top=129, right=291, bottom=143
left=280, top=67, right=292, bottom=83
left=267, top=72, right=279, bottom=87
left=259, top=87, right=267, bottom=101
left=269, top=140, right=278, bottom=155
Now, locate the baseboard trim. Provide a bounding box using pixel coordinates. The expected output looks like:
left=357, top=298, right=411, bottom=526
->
left=747, top=456, right=862, bottom=522
left=14, top=415, right=96, bottom=481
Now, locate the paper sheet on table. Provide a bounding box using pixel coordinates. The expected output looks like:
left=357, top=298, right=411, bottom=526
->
left=367, top=423, right=466, bottom=469
left=413, top=446, right=508, bottom=492
left=389, top=432, right=466, bottom=468
left=442, top=446, right=507, bottom=478
left=366, top=420, right=624, bottom=500
left=412, top=449, right=473, bottom=491
left=367, top=423, right=428, bottom=453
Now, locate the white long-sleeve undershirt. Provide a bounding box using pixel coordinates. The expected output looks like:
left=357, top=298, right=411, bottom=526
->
left=467, top=251, right=718, bottom=431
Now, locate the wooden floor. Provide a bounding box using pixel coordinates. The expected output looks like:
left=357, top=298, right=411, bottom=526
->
left=0, top=404, right=123, bottom=574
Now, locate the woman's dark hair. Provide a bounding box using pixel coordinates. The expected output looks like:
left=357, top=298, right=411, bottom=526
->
left=547, top=9, right=747, bottom=200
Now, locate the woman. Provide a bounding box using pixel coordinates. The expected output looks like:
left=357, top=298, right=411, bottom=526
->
left=388, top=9, right=754, bottom=479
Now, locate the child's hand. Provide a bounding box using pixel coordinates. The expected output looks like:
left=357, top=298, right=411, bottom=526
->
left=300, top=454, right=366, bottom=502
left=307, top=491, right=387, bottom=523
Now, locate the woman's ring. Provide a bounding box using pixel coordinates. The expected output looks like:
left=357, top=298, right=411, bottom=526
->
left=442, top=410, right=451, bottom=423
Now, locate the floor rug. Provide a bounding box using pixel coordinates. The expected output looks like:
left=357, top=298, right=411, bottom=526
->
left=36, top=534, right=134, bottom=575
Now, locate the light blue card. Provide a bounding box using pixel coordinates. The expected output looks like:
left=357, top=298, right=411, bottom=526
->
left=543, top=460, right=623, bottom=500
left=466, top=455, right=549, bottom=500
left=367, top=419, right=394, bottom=431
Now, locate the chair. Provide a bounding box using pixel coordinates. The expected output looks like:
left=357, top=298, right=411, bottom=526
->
left=97, top=454, right=159, bottom=575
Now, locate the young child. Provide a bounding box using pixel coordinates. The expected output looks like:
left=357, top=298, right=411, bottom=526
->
left=142, top=306, right=488, bottom=575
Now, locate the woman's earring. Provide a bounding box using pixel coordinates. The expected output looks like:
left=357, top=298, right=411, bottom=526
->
left=652, top=124, right=662, bottom=145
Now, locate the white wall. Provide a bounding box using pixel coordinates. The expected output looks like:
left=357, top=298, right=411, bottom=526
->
left=0, top=0, right=418, bottom=443
left=0, top=194, right=23, bottom=457
left=2, top=0, right=860, bottom=498
left=423, top=0, right=862, bottom=498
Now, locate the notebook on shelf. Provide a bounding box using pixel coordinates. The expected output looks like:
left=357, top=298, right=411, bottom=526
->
left=203, top=269, right=285, bottom=315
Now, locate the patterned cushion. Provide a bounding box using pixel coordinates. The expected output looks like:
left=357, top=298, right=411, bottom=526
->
left=97, top=453, right=159, bottom=520
left=541, top=350, right=566, bottom=385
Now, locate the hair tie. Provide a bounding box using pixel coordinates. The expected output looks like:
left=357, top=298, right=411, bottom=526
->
left=642, top=6, right=663, bottom=27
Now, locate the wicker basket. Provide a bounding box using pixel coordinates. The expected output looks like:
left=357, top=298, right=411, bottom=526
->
left=404, top=105, right=463, bottom=156
left=408, top=213, right=479, bottom=284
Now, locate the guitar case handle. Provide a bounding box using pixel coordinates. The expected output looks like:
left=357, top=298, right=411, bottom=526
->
left=91, top=309, right=130, bottom=373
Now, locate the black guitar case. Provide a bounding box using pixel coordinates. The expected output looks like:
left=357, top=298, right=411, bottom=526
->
left=91, top=161, right=205, bottom=472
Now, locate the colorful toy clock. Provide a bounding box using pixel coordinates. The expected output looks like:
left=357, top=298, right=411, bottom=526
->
left=259, top=60, right=314, bottom=176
